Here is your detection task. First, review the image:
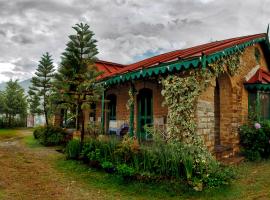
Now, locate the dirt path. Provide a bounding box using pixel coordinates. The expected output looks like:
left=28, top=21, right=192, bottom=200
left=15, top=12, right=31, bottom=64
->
left=0, top=129, right=105, bottom=200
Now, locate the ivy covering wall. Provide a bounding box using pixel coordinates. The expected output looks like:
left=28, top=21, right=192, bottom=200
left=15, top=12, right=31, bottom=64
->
left=160, top=49, right=243, bottom=162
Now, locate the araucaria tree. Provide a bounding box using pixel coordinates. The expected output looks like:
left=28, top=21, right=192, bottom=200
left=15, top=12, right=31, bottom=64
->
left=28, top=52, right=55, bottom=126
left=1, top=80, right=27, bottom=127
left=54, top=23, right=103, bottom=144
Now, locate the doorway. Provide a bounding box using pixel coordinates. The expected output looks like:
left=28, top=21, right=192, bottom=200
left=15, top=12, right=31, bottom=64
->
left=137, top=88, right=153, bottom=140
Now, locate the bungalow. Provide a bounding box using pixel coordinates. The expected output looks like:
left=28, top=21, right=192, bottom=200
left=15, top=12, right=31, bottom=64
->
left=56, top=32, right=270, bottom=159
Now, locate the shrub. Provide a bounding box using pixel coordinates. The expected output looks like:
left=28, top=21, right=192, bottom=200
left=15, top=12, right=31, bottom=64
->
left=239, top=120, right=270, bottom=160
left=66, top=139, right=81, bottom=159
left=116, top=164, right=135, bottom=179
left=101, top=161, right=115, bottom=173
left=203, top=163, right=236, bottom=188
left=33, top=125, right=67, bottom=146
left=87, top=121, right=103, bottom=137
left=33, top=126, right=44, bottom=139
left=67, top=133, right=235, bottom=190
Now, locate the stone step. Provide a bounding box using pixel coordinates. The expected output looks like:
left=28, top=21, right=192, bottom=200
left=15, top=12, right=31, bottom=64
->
left=219, top=156, right=245, bottom=165
left=214, top=145, right=234, bottom=160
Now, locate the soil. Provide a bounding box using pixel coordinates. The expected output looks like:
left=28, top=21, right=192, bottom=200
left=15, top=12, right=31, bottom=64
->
left=0, top=129, right=106, bottom=200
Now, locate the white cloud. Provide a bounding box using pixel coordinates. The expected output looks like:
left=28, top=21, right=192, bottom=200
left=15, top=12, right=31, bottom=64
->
left=0, top=0, right=269, bottom=81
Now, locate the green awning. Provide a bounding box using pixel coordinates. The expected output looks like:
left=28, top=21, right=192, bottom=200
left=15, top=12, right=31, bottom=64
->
left=245, top=84, right=270, bottom=91
left=102, top=37, right=266, bottom=86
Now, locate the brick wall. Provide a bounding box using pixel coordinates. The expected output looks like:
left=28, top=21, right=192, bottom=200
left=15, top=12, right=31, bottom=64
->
left=197, top=44, right=270, bottom=153
left=82, top=44, right=270, bottom=154
left=93, top=80, right=167, bottom=135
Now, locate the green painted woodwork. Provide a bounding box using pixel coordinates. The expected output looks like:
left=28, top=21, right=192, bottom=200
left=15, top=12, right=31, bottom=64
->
left=247, top=87, right=270, bottom=120
left=101, top=90, right=105, bottom=133
left=129, top=83, right=136, bottom=136
left=107, top=94, right=117, bottom=120
left=245, top=84, right=270, bottom=91
left=101, top=37, right=266, bottom=86
left=137, top=88, right=153, bottom=140
left=106, top=94, right=117, bottom=134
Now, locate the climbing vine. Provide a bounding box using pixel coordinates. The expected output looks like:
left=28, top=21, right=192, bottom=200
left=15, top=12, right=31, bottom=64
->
left=208, top=50, right=243, bottom=76
left=161, top=50, right=243, bottom=160
left=126, top=85, right=137, bottom=110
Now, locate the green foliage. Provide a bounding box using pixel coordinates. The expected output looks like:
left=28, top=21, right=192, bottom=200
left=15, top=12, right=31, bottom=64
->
left=116, top=164, right=135, bottom=179
left=208, top=50, right=243, bottom=76
left=101, top=161, right=114, bottom=169
left=161, top=74, right=203, bottom=143
left=203, top=165, right=236, bottom=188
left=67, top=134, right=234, bottom=190
left=66, top=139, right=81, bottom=159
left=81, top=136, right=119, bottom=163
left=33, top=126, right=44, bottom=139
left=53, top=22, right=104, bottom=142
left=33, top=125, right=67, bottom=146
left=0, top=80, right=27, bottom=127
left=101, top=161, right=115, bottom=173
left=28, top=52, right=55, bottom=126
left=254, top=47, right=261, bottom=64
left=239, top=120, right=270, bottom=161
left=158, top=51, right=242, bottom=190
left=87, top=121, right=103, bottom=137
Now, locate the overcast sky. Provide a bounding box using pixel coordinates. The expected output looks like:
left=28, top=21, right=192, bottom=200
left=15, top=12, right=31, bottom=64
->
left=0, top=0, right=269, bottom=82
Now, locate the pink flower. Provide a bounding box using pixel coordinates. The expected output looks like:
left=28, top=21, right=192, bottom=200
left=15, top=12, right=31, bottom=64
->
left=254, top=123, right=261, bottom=129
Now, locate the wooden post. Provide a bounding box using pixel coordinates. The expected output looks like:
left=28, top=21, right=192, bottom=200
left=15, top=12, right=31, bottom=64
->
left=101, top=90, right=105, bottom=133
left=129, top=83, right=135, bottom=136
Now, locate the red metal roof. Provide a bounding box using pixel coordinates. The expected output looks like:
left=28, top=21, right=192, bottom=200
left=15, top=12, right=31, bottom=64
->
left=98, top=33, right=266, bottom=80
left=246, top=68, right=270, bottom=84
left=95, top=60, right=125, bottom=79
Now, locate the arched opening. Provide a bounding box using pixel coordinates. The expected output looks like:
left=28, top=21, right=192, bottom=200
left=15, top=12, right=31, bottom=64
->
left=137, top=88, right=153, bottom=140
left=214, top=78, right=221, bottom=146
left=217, top=72, right=233, bottom=147
left=107, top=94, right=117, bottom=134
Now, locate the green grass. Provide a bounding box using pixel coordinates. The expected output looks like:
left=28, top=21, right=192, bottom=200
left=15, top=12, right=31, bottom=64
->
left=23, top=135, right=42, bottom=148
left=0, top=129, right=18, bottom=139
left=0, top=191, right=3, bottom=200
left=55, top=158, right=270, bottom=200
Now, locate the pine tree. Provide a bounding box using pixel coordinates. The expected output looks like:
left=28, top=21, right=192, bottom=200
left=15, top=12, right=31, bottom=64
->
left=54, top=23, right=103, bottom=144
left=4, top=80, right=27, bottom=127
left=27, top=90, right=42, bottom=115
left=28, top=52, right=55, bottom=126
left=0, top=91, right=6, bottom=114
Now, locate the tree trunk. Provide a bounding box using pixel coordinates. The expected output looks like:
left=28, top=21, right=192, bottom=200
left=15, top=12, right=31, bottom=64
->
left=76, top=96, right=81, bottom=130
left=44, top=108, right=48, bottom=126
left=80, top=95, right=86, bottom=148
left=44, top=95, right=48, bottom=126
left=8, top=114, right=11, bottom=127
left=81, top=109, right=85, bottom=147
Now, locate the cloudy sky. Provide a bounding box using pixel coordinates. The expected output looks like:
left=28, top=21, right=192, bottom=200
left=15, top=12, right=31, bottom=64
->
left=0, top=0, right=269, bottom=82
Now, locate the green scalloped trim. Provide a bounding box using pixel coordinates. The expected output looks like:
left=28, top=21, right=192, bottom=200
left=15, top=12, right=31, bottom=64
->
left=102, top=37, right=266, bottom=86
left=245, top=84, right=270, bottom=91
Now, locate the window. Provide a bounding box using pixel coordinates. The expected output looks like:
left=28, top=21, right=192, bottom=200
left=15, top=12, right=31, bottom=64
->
left=107, top=94, right=117, bottom=120
left=259, top=92, right=270, bottom=119
left=248, top=91, right=270, bottom=120
left=248, top=92, right=257, bottom=114
left=89, top=103, right=96, bottom=122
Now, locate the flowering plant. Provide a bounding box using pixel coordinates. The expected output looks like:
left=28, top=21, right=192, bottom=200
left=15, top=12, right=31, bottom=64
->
left=254, top=122, right=261, bottom=129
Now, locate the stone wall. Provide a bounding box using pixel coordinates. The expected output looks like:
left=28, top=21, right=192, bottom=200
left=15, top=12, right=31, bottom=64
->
left=196, top=44, right=270, bottom=154
left=196, top=100, right=215, bottom=152
left=81, top=43, right=270, bottom=155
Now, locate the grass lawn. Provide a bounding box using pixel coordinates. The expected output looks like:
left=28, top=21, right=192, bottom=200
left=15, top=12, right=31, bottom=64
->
left=55, top=158, right=270, bottom=200
left=2, top=128, right=270, bottom=199
left=23, top=135, right=42, bottom=148
left=0, top=129, right=19, bottom=139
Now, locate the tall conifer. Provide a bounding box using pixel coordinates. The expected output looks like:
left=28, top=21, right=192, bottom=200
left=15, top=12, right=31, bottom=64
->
left=54, top=23, right=103, bottom=144
left=28, top=52, right=55, bottom=126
